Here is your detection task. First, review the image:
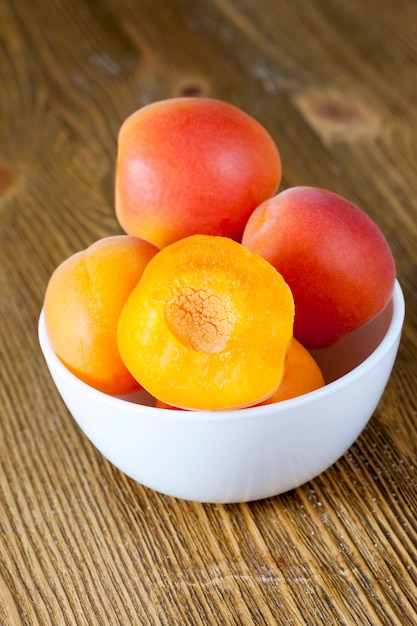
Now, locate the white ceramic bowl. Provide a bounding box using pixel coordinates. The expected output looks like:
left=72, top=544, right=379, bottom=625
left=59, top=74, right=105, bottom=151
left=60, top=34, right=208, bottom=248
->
left=38, top=280, right=404, bottom=503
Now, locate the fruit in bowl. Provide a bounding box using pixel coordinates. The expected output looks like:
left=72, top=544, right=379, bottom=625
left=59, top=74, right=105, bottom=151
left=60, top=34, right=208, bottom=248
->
left=242, top=186, right=396, bottom=349
left=117, top=235, right=295, bottom=411
left=43, top=235, right=159, bottom=395
left=39, top=97, right=403, bottom=502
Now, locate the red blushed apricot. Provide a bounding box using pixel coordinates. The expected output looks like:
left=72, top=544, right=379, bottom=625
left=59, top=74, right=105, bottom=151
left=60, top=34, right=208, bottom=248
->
left=258, top=338, right=325, bottom=404
left=242, top=186, right=396, bottom=349
left=117, top=235, right=294, bottom=411
left=115, top=97, right=281, bottom=248
left=44, top=235, right=159, bottom=395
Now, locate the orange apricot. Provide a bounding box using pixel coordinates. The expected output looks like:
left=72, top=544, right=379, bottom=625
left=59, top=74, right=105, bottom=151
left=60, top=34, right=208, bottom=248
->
left=257, top=338, right=325, bottom=405
left=43, top=235, right=159, bottom=395
left=155, top=400, right=185, bottom=411
left=115, top=97, right=281, bottom=248
left=117, top=235, right=294, bottom=410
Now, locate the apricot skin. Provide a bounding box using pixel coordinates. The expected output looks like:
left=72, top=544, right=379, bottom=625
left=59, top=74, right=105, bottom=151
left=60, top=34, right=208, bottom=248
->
left=258, top=338, right=325, bottom=404
left=242, top=186, right=396, bottom=349
left=115, top=97, right=281, bottom=248
left=43, top=235, right=159, bottom=395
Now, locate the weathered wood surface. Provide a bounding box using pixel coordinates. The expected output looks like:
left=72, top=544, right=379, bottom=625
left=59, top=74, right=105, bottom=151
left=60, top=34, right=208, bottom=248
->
left=0, top=0, right=416, bottom=623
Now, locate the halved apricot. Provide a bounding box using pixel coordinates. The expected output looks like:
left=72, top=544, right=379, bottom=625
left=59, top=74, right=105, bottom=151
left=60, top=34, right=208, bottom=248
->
left=117, top=235, right=294, bottom=410
left=156, top=338, right=324, bottom=409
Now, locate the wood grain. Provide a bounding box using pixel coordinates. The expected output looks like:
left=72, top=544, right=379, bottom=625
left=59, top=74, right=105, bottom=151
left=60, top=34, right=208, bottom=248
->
left=0, top=0, right=416, bottom=624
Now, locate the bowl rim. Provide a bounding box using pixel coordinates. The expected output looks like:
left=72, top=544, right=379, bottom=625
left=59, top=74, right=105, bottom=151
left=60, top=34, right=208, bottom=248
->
left=38, top=279, right=405, bottom=422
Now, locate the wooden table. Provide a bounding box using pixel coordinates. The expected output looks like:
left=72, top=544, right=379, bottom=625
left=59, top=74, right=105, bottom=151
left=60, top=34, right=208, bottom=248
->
left=1, top=1, right=416, bottom=623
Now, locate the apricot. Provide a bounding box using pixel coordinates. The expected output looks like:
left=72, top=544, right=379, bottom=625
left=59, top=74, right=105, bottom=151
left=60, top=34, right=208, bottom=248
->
left=242, top=186, right=396, bottom=349
left=115, top=97, right=281, bottom=248
left=155, top=339, right=324, bottom=409
left=44, top=235, right=159, bottom=395
left=117, top=235, right=294, bottom=411
left=156, top=339, right=324, bottom=409
left=258, top=338, right=325, bottom=404
left=155, top=400, right=184, bottom=411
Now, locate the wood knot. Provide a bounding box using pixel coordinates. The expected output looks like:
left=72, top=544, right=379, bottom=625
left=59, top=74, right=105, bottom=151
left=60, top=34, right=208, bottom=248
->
left=180, top=84, right=204, bottom=97
left=294, top=88, right=379, bottom=144
left=0, top=166, right=14, bottom=196
left=309, top=93, right=367, bottom=127
left=173, top=77, right=210, bottom=98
